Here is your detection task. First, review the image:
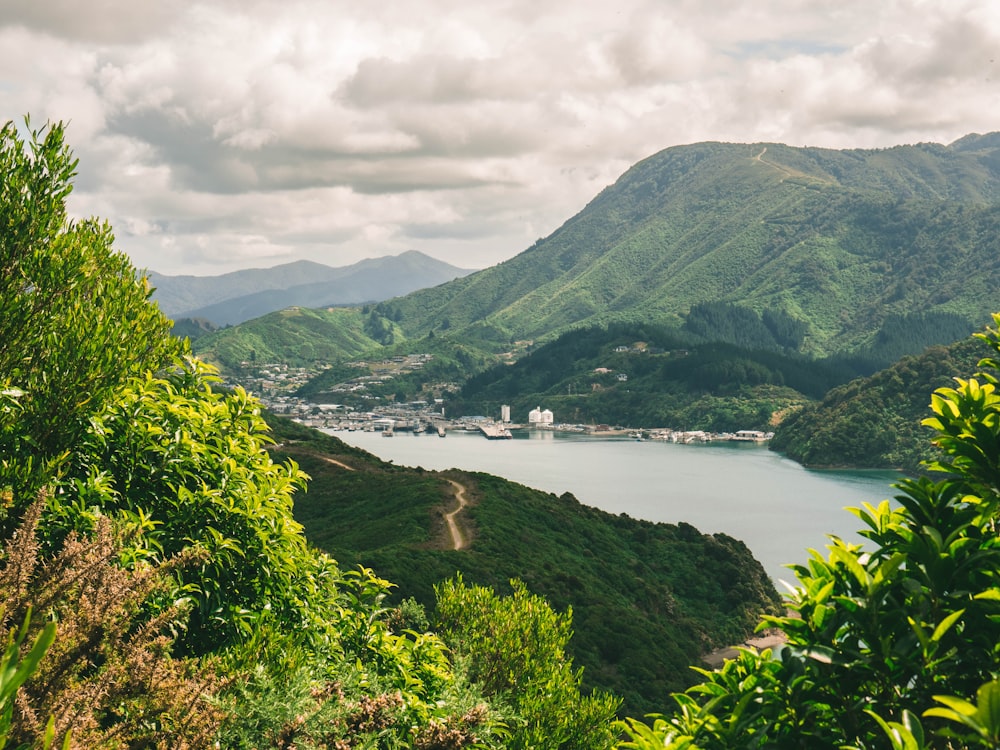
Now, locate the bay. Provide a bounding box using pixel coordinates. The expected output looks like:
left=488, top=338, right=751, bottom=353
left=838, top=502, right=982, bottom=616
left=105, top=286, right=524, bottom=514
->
left=330, top=428, right=900, bottom=585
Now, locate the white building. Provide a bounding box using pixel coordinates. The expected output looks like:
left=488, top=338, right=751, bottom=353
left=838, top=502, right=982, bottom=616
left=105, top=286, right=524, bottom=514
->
left=528, top=406, right=554, bottom=426
left=501, top=404, right=511, bottom=423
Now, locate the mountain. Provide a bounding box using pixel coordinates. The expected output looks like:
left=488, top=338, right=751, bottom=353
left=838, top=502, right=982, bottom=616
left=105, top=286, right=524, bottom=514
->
left=265, top=415, right=783, bottom=717
left=371, top=136, right=1000, bottom=359
left=149, top=251, right=475, bottom=326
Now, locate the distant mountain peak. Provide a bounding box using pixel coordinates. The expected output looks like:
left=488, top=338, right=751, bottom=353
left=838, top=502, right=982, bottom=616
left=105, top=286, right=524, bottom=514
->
left=150, top=251, right=475, bottom=326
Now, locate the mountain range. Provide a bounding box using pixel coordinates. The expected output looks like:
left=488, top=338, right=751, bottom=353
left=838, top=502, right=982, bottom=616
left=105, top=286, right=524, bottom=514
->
left=148, top=250, right=475, bottom=326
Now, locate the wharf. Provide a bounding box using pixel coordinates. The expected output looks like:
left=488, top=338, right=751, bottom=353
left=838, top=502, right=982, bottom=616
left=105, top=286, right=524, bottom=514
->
left=478, top=423, right=513, bottom=439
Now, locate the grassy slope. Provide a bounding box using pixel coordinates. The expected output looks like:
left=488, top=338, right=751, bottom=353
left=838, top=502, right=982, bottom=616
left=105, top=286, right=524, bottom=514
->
left=268, top=417, right=783, bottom=717
left=192, top=306, right=379, bottom=369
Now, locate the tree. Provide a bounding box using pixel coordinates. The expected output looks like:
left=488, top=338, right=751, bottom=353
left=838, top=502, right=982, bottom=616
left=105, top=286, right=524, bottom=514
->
left=435, top=576, right=620, bottom=750
left=617, top=314, right=1000, bottom=749
left=0, top=119, right=179, bottom=527
left=58, top=358, right=322, bottom=653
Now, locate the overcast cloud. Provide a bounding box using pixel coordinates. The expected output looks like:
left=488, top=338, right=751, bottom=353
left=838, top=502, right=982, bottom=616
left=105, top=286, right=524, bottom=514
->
left=1, top=0, right=998, bottom=275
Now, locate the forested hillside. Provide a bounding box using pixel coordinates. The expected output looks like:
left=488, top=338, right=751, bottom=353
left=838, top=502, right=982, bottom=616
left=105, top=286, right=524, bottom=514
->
left=195, top=136, right=1000, bottom=428
left=372, top=136, right=1000, bottom=359
left=771, top=336, right=986, bottom=472
left=449, top=320, right=849, bottom=431
left=266, top=417, right=783, bottom=717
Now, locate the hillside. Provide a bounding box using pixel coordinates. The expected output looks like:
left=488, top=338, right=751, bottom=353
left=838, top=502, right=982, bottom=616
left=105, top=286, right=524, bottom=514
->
left=266, top=417, right=783, bottom=717
left=150, top=251, right=474, bottom=326
left=191, top=306, right=386, bottom=369
left=371, top=136, right=1000, bottom=359
left=447, top=320, right=849, bottom=431
left=771, top=334, right=986, bottom=472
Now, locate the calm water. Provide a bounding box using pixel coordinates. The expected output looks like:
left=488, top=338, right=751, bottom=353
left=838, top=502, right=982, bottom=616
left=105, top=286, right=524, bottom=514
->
left=330, top=428, right=900, bottom=585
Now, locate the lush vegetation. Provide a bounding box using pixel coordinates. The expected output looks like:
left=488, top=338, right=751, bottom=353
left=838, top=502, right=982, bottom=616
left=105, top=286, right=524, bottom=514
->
left=0, top=119, right=623, bottom=748
left=269, top=422, right=783, bottom=717
left=772, top=337, right=985, bottom=472
left=620, top=315, right=1000, bottom=749
left=448, top=321, right=850, bottom=430
left=371, top=138, right=1000, bottom=360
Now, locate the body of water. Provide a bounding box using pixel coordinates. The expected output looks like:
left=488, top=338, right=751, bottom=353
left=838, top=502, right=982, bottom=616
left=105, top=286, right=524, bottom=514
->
left=329, top=428, right=900, bottom=585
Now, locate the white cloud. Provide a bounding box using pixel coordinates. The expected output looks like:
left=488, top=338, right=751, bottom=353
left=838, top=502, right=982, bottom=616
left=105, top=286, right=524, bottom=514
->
left=1, top=0, right=999, bottom=275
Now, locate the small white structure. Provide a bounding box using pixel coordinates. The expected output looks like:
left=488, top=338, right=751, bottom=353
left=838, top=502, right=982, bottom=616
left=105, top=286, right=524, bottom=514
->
left=501, top=404, right=511, bottom=423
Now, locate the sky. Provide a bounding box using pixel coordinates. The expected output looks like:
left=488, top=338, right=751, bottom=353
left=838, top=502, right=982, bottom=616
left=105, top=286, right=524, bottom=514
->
left=1, top=0, right=998, bottom=276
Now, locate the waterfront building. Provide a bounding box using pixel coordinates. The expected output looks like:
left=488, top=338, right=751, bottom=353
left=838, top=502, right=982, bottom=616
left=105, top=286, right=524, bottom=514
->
left=528, top=406, right=554, bottom=426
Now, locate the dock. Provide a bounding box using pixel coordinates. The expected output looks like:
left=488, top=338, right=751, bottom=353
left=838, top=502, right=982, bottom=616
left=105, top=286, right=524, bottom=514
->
left=478, top=423, right=513, bottom=439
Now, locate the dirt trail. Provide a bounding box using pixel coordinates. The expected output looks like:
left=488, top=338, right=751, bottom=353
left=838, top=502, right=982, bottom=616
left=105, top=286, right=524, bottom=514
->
left=316, top=455, right=355, bottom=471
left=444, top=479, right=469, bottom=550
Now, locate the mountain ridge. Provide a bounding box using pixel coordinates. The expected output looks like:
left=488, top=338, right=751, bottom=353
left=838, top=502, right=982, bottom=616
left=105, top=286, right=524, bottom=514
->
left=374, top=135, right=1000, bottom=357
left=149, top=250, right=476, bottom=326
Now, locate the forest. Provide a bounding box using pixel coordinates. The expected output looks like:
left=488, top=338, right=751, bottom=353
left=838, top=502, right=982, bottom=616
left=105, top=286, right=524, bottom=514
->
left=450, top=316, right=847, bottom=431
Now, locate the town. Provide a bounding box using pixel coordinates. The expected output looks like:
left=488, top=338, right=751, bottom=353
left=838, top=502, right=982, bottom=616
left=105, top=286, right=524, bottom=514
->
left=222, top=358, right=772, bottom=443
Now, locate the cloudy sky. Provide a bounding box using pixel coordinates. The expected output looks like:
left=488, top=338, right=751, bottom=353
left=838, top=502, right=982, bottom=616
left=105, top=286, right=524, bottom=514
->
left=1, top=0, right=998, bottom=276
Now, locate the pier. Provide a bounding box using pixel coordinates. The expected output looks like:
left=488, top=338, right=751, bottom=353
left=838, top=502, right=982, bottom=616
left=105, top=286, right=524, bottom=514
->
left=478, top=423, right=513, bottom=439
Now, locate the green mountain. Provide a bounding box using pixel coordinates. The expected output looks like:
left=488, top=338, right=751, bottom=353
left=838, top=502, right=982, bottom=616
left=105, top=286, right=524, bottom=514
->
left=374, top=135, right=1000, bottom=358
left=266, top=416, right=783, bottom=717
left=150, top=251, right=474, bottom=326
left=770, top=334, right=986, bottom=472
left=192, top=306, right=386, bottom=369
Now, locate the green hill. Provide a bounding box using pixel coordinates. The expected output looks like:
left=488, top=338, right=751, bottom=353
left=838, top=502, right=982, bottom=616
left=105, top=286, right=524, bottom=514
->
left=191, top=305, right=387, bottom=369
left=448, top=320, right=852, bottom=431
left=377, top=137, right=1000, bottom=358
left=266, top=417, right=783, bottom=717
left=770, top=335, right=986, bottom=472
left=197, top=136, right=1000, bottom=379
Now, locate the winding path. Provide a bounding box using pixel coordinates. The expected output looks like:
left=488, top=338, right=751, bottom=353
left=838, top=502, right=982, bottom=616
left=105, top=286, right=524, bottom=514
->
left=444, top=479, right=470, bottom=550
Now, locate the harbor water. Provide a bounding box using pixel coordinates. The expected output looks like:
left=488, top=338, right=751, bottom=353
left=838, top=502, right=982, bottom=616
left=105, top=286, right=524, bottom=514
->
left=329, top=428, right=900, bottom=585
